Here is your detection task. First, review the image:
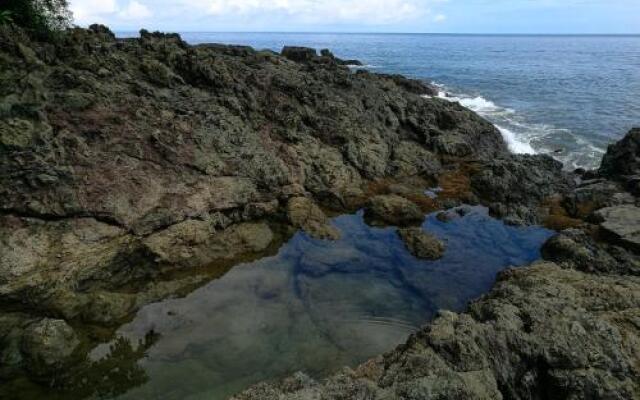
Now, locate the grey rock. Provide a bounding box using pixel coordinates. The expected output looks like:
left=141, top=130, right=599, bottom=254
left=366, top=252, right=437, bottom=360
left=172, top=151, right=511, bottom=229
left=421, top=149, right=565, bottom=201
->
left=595, top=205, right=640, bottom=252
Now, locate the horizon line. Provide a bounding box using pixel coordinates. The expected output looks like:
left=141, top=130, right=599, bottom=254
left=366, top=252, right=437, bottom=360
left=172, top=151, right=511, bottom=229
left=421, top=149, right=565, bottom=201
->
left=112, top=30, right=640, bottom=36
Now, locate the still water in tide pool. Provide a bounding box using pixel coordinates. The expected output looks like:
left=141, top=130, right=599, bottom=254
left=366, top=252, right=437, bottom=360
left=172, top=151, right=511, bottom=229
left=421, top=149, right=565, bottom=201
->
left=92, top=206, right=552, bottom=400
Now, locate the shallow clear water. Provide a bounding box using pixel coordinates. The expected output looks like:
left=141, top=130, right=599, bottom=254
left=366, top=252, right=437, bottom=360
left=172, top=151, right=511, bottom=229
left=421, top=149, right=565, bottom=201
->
left=88, top=207, right=552, bottom=400
left=119, top=32, right=640, bottom=169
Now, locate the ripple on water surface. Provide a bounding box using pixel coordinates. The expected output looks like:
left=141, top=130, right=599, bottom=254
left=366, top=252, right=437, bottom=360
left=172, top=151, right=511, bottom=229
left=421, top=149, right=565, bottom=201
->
left=90, top=206, right=552, bottom=400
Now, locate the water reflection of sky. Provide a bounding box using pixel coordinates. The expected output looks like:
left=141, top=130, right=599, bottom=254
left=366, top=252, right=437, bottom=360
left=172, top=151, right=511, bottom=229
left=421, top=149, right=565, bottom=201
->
left=97, top=206, right=552, bottom=400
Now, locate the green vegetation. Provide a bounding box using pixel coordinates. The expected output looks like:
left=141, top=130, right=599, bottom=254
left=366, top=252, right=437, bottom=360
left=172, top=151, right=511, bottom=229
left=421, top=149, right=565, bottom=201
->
left=0, top=10, right=14, bottom=25
left=0, top=0, right=72, bottom=37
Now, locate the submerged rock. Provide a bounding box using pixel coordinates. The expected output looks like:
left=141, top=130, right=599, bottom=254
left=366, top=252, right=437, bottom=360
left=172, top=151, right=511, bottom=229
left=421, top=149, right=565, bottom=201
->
left=365, top=195, right=424, bottom=226
left=397, top=227, right=445, bottom=260
left=287, top=197, right=341, bottom=240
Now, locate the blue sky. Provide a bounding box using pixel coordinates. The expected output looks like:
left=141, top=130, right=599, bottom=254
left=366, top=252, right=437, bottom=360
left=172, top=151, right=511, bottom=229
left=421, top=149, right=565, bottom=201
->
left=69, top=0, right=640, bottom=33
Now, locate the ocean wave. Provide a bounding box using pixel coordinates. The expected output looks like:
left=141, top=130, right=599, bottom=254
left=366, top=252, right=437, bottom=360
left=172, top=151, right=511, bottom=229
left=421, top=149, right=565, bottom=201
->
left=435, top=91, right=536, bottom=155
left=430, top=85, right=606, bottom=169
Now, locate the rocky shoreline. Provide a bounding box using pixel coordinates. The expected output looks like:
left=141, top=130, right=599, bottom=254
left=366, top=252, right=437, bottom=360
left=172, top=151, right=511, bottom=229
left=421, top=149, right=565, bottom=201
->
left=0, top=24, right=638, bottom=398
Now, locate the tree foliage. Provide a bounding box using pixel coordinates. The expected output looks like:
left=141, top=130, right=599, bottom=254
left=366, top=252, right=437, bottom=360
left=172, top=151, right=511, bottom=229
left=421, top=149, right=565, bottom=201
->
left=0, top=0, right=72, bottom=37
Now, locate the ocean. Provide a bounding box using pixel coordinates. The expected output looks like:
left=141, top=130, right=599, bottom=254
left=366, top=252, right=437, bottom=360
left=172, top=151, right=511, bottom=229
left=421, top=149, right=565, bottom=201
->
left=121, top=32, right=640, bottom=170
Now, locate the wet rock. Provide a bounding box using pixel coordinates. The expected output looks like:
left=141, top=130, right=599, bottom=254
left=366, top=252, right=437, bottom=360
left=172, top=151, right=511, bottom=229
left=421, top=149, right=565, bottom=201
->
left=233, top=262, right=640, bottom=400
left=397, top=227, right=445, bottom=260
left=594, top=205, right=640, bottom=252
left=287, top=197, right=340, bottom=240
left=365, top=195, right=424, bottom=226
left=21, top=319, right=79, bottom=375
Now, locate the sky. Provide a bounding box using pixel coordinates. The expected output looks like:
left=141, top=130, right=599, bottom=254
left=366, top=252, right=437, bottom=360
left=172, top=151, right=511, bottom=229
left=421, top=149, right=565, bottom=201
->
left=69, top=0, right=640, bottom=34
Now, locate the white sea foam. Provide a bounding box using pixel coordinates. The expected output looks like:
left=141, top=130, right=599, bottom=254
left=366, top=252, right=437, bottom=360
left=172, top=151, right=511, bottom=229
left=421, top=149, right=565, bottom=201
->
left=435, top=90, right=535, bottom=155
left=495, top=125, right=537, bottom=154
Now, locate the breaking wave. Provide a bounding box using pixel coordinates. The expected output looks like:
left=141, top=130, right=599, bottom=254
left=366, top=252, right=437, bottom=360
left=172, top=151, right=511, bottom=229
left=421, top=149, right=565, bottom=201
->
left=427, top=85, right=606, bottom=169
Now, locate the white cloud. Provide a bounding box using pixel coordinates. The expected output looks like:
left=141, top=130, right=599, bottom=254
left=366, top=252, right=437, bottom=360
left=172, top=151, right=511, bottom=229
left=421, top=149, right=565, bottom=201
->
left=434, top=13, right=447, bottom=22
left=69, top=0, right=449, bottom=29
left=187, top=0, right=425, bottom=24
left=119, top=1, right=152, bottom=19
left=70, top=0, right=153, bottom=25
left=71, top=0, right=118, bottom=25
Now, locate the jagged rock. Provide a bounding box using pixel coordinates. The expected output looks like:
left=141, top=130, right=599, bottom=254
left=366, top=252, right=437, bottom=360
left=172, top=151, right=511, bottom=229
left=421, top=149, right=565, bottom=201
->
left=563, top=179, right=634, bottom=218
left=471, top=154, right=573, bottom=224
left=287, top=197, right=340, bottom=240
left=233, top=262, right=640, bottom=400
left=595, top=205, right=640, bottom=252
left=281, top=46, right=317, bottom=63
left=20, top=319, right=79, bottom=375
left=365, top=195, right=424, bottom=226
left=600, top=127, right=640, bottom=178
left=541, top=229, right=640, bottom=275
left=397, top=227, right=445, bottom=260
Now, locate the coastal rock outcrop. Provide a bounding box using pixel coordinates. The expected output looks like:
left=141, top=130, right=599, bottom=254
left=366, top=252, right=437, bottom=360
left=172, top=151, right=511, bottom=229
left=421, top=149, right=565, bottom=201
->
left=2, top=22, right=640, bottom=400
left=0, top=23, right=506, bottom=324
